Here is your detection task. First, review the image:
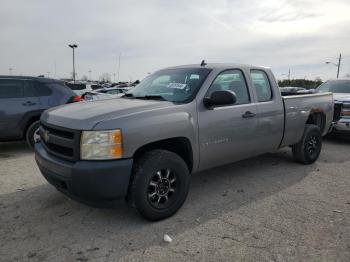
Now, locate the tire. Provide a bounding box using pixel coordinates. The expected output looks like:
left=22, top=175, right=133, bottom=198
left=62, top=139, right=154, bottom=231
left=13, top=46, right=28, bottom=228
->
left=128, top=149, right=190, bottom=221
left=292, top=124, right=322, bottom=164
left=26, top=121, right=40, bottom=148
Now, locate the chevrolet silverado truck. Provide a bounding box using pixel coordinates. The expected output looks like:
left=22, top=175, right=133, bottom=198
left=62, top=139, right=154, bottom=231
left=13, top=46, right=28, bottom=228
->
left=316, top=79, right=350, bottom=134
left=35, top=63, right=333, bottom=221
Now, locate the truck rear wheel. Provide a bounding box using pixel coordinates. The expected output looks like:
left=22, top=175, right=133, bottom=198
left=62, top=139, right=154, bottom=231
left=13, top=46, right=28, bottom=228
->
left=128, top=149, right=190, bottom=221
left=26, top=121, right=40, bottom=148
left=292, top=124, right=322, bottom=164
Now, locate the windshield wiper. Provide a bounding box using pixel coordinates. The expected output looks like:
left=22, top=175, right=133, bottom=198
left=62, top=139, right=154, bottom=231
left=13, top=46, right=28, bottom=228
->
left=135, top=95, right=167, bottom=101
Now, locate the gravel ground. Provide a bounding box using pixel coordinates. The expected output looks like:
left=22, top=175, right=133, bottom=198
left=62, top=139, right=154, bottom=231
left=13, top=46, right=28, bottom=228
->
left=0, top=137, right=349, bottom=262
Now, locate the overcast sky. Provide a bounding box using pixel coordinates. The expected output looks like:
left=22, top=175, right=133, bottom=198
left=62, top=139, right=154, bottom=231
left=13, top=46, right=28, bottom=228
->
left=1, top=0, right=350, bottom=81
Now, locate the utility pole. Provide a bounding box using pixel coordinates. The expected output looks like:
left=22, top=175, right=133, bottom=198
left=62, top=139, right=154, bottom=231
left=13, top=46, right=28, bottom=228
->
left=326, top=53, right=342, bottom=79
left=88, top=70, right=92, bottom=81
left=337, top=53, right=342, bottom=79
left=68, top=44, right=78, bottom=82
left=288, top=68, right=291, bottom=81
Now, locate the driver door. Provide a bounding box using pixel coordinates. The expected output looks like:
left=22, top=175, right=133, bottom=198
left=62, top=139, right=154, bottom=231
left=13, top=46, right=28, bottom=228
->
left=197, top=69, right=259, bottom=170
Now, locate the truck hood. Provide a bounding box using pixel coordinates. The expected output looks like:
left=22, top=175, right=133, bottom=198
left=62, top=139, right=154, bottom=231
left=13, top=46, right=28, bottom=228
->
left=42, top=98, right=176, bottom=130
left=333, top=93, right=350, bottom=103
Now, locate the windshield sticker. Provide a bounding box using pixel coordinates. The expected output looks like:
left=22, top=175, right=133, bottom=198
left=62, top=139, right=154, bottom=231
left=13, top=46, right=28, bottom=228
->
left=167, top=83, right=187, bottom=90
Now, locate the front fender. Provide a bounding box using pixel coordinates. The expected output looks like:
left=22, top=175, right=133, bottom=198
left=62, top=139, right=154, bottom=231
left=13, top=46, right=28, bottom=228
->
left=93, top=104, right=199, bottom=171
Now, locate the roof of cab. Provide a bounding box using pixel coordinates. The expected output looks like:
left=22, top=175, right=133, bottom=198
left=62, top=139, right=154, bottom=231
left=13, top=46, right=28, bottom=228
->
left=163, top=63, right=271, bottom=71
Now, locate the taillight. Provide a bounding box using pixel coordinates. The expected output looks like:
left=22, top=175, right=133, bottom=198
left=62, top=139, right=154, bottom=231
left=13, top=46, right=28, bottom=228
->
left=68, top=95, right=81, bottom=103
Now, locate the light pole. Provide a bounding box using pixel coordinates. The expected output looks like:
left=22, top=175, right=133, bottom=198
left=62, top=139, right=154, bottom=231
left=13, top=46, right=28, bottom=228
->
left=117, top=53, right=121, bottom=82
left=47, top=72, right=50, bottom=78
left=9, top=68, right=13, bottom=75
left=88, top=70, right=92, bottom=81
left=326, top=53, right=342, bottom=79
left=54, top=61, right=57, bottom=78
left=68, top=44, right=78, bottom=82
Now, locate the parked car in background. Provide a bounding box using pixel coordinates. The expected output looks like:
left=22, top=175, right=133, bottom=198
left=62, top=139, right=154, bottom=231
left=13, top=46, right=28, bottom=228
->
left=0, top=76, right=80, bottom=147
left=316, top=79, right=350, bottom=134
left=65, top=82, right=102, bottom=96
left=35, top=63, right=333, bottom=221
left=82, top=87, right=131, bottom=101
left=280, top=86, right=315, bottom=96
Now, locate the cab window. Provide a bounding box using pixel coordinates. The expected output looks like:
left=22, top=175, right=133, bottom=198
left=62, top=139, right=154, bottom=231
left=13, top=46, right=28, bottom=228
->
left=207, top=69, right=250, bottom=105
left=250, top=70, right=272, bottom=102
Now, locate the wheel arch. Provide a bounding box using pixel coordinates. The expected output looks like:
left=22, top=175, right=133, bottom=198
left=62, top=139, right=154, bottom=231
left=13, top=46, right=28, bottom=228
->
left=306, top=110, right=326, bottom=134
left=133, top=137, right=194, bottom=173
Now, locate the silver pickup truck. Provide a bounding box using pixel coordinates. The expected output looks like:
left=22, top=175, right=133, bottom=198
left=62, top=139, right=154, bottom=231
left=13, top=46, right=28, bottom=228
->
left=316, top=79, right=350, bottom=134
left=35, top=63, right=333, bottom=220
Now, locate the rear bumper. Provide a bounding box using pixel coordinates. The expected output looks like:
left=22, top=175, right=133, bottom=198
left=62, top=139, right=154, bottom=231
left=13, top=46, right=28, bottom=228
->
left=35, top=143, right=133, bottom=204
left=332, top=117, right=350, bottom=133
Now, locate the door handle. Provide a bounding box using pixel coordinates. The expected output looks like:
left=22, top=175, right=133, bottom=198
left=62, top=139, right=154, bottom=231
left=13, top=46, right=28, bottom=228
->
left=242, top=111, right=256, bottom=118
left=22, top=101, right=36, bottom=106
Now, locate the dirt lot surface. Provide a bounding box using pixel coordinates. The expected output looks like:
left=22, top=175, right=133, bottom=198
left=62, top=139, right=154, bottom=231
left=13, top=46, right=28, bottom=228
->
left=0, top=137, right=350, bottom=262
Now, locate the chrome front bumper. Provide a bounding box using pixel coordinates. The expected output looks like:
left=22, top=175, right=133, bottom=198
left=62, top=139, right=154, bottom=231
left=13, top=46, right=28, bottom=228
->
left=333, top=117, right=350, bottom=133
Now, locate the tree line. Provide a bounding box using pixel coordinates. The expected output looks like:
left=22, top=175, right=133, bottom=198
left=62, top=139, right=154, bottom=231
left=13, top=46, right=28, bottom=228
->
left=278, top=78, right=323, bottom=89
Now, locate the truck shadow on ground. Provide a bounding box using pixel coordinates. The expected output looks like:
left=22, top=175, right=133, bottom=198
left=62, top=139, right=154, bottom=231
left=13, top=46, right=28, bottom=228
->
left=324, top=133, right=350, bottom=144
left=0, top=148, right=319, bottom=259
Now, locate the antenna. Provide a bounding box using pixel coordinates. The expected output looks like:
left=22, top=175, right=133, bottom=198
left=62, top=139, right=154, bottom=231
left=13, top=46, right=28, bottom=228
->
left=200, top=60, right=207, bottom=66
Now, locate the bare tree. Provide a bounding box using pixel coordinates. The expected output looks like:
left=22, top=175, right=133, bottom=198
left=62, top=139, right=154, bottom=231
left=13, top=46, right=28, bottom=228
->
left=81, top=75, right=88, bottom=81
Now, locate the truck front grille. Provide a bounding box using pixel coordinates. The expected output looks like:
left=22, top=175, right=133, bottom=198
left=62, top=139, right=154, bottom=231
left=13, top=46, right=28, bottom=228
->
left=40, top=122, right=81, bottom=161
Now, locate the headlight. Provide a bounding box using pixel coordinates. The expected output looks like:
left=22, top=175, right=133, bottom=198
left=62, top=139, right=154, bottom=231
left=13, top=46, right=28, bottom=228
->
left=81, top=129, right=122, bottom=160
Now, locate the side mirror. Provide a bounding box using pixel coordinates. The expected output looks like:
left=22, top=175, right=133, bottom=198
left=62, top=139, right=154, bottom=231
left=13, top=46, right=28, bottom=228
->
left=203, top=90, right=237, bottom=109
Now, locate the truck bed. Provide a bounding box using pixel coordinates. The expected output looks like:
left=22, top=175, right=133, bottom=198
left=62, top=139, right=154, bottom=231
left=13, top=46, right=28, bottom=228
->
left=280, top=92, right=333, bottom=148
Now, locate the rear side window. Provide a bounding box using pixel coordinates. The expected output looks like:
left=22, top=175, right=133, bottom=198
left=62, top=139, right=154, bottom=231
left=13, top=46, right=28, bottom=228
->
left=0, top=79, right=24, bottom=98
left=66, top=82, right=86, bottom=90
left=23, top=81, right=36, bottom=97
left=34, top=81, right=52, bottom=96
left=250, top=70, right=272, bottom=102
left=207, top=69, right=250, bottom=105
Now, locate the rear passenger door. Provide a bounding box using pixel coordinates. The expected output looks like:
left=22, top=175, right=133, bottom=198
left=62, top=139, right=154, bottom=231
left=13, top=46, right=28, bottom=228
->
left=249, top=70, right=284, bottom=153
left=0, top=79, right=40, bottom=138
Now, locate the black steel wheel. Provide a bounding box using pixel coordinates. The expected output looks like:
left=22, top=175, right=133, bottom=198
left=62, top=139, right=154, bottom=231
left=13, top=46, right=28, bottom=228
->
left=147, top=168, right=178, bottom=209
left=292, top=124, right=322, bottom=164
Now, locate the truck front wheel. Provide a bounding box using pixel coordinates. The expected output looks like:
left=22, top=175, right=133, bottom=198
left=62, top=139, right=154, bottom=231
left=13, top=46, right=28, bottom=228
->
left=128, top=150, right=190, bottom=221
left=292, top=124, right=322, bottom=164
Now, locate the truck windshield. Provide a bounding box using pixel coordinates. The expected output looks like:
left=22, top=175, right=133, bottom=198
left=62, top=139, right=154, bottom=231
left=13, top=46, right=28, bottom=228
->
left=125, top=68, right=211, bottom=102
left=317, top=80, right=350, bottom=93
